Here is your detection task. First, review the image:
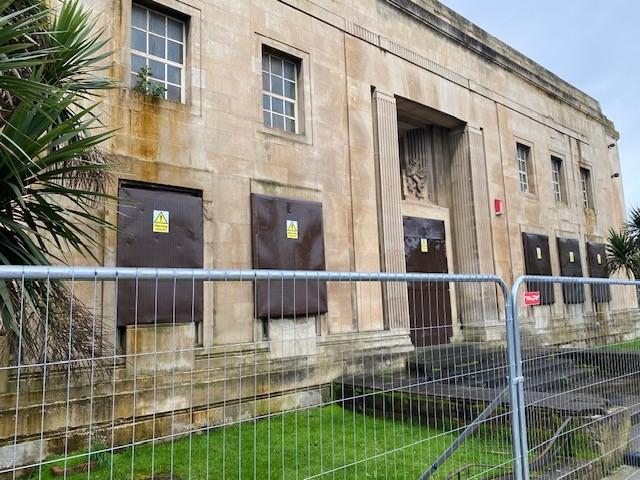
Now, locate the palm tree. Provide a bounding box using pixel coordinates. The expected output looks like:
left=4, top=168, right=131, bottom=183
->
left=607, top=208, right=640, bottom=279
left=0, top=0, right=116, bottom=364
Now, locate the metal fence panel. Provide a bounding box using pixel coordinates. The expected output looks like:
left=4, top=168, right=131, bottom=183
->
left=512, top=275, right=640, bottom=480
left=0, top=266, right=522, bottom=480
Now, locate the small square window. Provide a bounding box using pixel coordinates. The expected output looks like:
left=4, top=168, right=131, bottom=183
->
left=262, top=48, right=300, bottom=134
left=130, top=3, right=186, bottom=103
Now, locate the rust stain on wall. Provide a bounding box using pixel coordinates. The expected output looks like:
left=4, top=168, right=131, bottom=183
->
left=130, top=100, right=162, bottom=161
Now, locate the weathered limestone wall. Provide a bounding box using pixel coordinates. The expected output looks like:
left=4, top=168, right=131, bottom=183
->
left=67, top=0, right=627, bottom=344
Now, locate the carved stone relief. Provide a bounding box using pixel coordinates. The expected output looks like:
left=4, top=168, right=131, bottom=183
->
left=401, top=128, right=436, bottom=203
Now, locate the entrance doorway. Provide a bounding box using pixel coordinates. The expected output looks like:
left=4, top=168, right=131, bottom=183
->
left=403, top=216, right=452, bottom=347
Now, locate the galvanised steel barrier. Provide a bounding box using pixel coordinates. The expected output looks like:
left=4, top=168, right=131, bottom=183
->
left=512, top=275, right=640, bottom=480
left=0, top=266, right=525, bottom=480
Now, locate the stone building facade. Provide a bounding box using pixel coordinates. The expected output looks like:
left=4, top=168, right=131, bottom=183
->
left=0, top=0, right=632, bottom=470
left=92, top=0, right=626, bottom=343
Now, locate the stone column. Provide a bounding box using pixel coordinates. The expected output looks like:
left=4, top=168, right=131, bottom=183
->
left=449, top=126, right=498, bottom=339
left=371, top=90, right=409, bottom=330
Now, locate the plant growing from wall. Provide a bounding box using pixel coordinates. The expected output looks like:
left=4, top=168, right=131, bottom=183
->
left=607, top=207, right=640, bottom=279
left=133, top=65, right=166, bottom=98
left=0, top=0, right=116, bottom=366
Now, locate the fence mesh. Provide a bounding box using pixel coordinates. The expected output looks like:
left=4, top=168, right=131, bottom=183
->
left=513, top=276, right=640, bottom=480
left=0, top=268, right=519, bottom=480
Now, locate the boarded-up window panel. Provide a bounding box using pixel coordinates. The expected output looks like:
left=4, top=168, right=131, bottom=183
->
left=116, top=184, right=204, bottom=326
left=587, top=242, right=611, bottom=303
left=556, top=237, right=585, bottom=304
left=522, top=233, right=554, bottom=305
left=251, top=194, right=327, bottom=318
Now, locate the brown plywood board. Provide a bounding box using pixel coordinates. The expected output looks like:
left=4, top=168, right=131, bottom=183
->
left=586, top=242, right=611, bottom=303
left=116, top=183, right=203, bottom=326
left=251, top=194, right=327, bottom=318
left=522, top=233, right=555, bottom=305
left=556, top=237, right=585, bottom=304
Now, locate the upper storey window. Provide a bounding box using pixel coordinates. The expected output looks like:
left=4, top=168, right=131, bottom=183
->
left=580, top=167, right=594, bottom=209
left=550, top=156, right=566, bottom=202
left=131, top=3, right=185, bottom=102
left=262, top=49, right=299, bottom=134
left=516, top=143, right=532, bottom=193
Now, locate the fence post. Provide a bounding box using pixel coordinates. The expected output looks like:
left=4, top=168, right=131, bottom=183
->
left=501, top=281, right=525, bottom=480
left=511, top=278, right=530, bottom=480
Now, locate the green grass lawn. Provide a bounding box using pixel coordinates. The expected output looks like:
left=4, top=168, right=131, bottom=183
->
left=606, top=338, right=640, bottom=351
left=30, top=405, right=513, bottom=480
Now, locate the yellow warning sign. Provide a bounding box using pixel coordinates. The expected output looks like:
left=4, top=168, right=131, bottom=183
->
left=153, top=210, right=169, bottom=233
left=569, top=251, right=575, bottom=263
left=286, top=220, right=298, bottom=239
left=536, top=247, right=542, bottom=260
left=420, top=238, right=428, bottom=253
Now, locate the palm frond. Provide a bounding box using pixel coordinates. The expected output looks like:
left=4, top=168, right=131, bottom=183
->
left=606, top=228, right=640, bottom=279
left=627, top=207, right=640, bottom=242
left=0, top=0, right=117, bottom=367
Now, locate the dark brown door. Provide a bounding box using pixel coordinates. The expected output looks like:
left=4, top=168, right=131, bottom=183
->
left=403, top=216, right=452, bottom=347
left=116, top=182, right=203, bottom=326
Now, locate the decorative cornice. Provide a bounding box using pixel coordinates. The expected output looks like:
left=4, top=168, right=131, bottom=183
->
left=385, top=0, right=617, bottom=136
left=278, top=0, right=615, bottom=140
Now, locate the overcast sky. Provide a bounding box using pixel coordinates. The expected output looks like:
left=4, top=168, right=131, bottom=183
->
left=441, top=0, right=639, bottom=212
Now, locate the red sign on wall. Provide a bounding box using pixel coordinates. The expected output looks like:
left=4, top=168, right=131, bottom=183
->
left=494, top=198, right=504, bottom=216
left=524, top=291, right=541, bottom=306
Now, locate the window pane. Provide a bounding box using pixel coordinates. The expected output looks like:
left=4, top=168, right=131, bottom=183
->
left=271, top=57, right=283, bottom=76
left=262, top=94, right=270, bottom=110
left=263, top=110, right=271, bottom=127
left=283, top=61, right=295, bottom=81
left=148, top=59, right=165, bottom=80
left=262, top=52, right=269, bottom=72
left=284, top=80, right=295, bottom=99
left=273, top=113, right=285, bottom=130
left=285, top=118, right=295, bottom=133
left=262, top=72, right=270, bottom=91
left=167, top=84, right=181, bottom=102
left=271, top=76, right=283, bottom=96
left=284, top=101, right=294, bottom=116
left=167, top=64, right=181, bottom=85
left=149, top=11, right=166, bottom=36
left=167, top=41, right=183, bottom=64
left=271, top=97, right=284, bottom=114
left=131, top=28, right=146, bottom=53
left=149, top=34, right=165, bottom=58
left=167, top=19, right=183, bottom=41
left=132, top=5, right=147, bottom=29
left=131, top=54, right=146, bottom=74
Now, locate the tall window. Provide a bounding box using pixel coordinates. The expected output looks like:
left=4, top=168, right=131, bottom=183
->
left=516, top=144, right=531, bottom=193
left=262, top=49, right=298, bottom=133
left=580, top=167, right=594, bottom=209
left=131, top=4, right=185, bottom=102
left=550, top=156, right=564, bottom=202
